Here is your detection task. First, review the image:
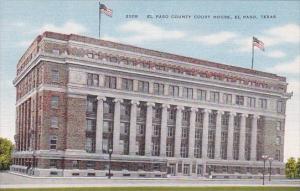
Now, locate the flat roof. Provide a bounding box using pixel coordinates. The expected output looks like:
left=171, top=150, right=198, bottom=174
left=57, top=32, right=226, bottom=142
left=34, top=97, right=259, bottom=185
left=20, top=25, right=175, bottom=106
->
left=20, top=31, right=287, bottom=82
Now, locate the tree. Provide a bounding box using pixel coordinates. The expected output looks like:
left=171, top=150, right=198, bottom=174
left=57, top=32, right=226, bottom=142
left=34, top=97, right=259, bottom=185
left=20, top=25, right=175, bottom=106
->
left=296, top=158, right=300, bottom=178
left=285, top=157, right=296, bottom=179
left=0, top=137, right=13, bottom=170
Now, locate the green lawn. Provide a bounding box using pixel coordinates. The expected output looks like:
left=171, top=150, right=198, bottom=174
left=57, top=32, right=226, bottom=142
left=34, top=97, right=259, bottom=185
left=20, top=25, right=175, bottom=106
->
left=1, top=187, right=300, bottom=191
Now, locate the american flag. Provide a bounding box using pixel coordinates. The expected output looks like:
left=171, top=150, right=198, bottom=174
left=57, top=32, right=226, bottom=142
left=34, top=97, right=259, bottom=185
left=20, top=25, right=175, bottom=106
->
left=253, top=37, right=265, bottom=51
left=100, top=4, right=113, bottom=17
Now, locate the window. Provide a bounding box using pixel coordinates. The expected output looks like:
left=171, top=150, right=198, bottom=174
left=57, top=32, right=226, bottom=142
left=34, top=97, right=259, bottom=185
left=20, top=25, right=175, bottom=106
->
left=182, top=110, right=190, bottom=121
left=102, top=138, right=109, bottom=153
left=221, top=132, right=227, bottom=142
left=104, top=76, right=116, bottom=89
left=208, top=145, right=214, bottom=159
left=276, top=121, right=282, bottom=131
left=247, top=97, right=256, bottom=108
left=92, top=74, right=99, bottom=86
left=169, top=85, right=179, bottom=97
left=276, top=136, right=281, bottom=145
left=87, top=73, right=99, bottom=86
left=195, top=129, right=202, bottom=140
left=49, top=136, right=57, bottom=150
left=210, top=91, right=219, bottom=103
left=86, top=137, right=94, bottom=153
left=197, top=165, right=202, bottom=175
left=194, top=144, right=202, bottom=158
left=236, top=95, right=244, bottom=105
left=222, top=115, right=229, bottom=126
left=151, top=107, right=159, bottom=120
left=183, top=87, right=193, bottom=99
left=208, top=130, right=215, bottom=141
left=153, top=125, right=160, bottom=136
left=120, top=104, right=130, bottom=116
left=138, top=81, right=149, bottom=93
left=104, top=101, right=114, bottom=114
left=72, top=161, right=79, bottom=169
left=87, top=97, right=97, bottom=113
left=168, top=109, right=176, bottom=120
left=180, top=143, right=188, bottom=158
left=103, top=121, right=113, bottom=133
left=137, top=124, right=145, bottom=135
left=196, top=112, right=203, bottom=123
left=51, top=96, right=59, bottom=108
left=120, top=122, right=129, bottom=135
left=49, top=159, right=57, bottom=168
left=258, top=98, right=267, bottom=109
left=121, top=78, right=133, bottom=91
left=86, top=161, right=95, bottom=169
left=183, top=164, right=190, bottom=175
left=51, top=69, right=59, bottom=83
left=221, top=146, right=227, bottom=159
left=166, top=143, right=173, bottom=157
left=277, top=100, right=285, bottom=113
left=152, top=142, right=159, bottom=156
left=154, top=83, right=164, bottom=95
left=86, top=119, right=96, bottom=131
left=275, top=150, right=280, bottom=161
left=51, top=116, right=58, bottom=128
left=182, top=128, right=188, bottom=138
left=197, top=89, right=206, bottom=101
left=223, top=93, right=232, bottom=104
left=167, top=126, right=174, bottom=137
left=137, top=106, right=146, bottom=118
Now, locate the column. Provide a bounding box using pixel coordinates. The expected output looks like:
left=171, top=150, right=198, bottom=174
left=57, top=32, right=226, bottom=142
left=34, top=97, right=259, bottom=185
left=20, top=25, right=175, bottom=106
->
left=96, top=96, right=106, bottom=153
left=145, top=102, right=154, bottom=156
left=214, top=110, right=223, bottom=159
left=24, top=101, right=28, bottom=150
left=20, top=104, right=23, bottom=151
left=250, top=114, right=258, bottom=161
left=188, top=107, right=197, bottom=158
left=160, top=103, right=169, bottom=157
left=129, top=100, right=138, bottom=155
left=201, top=109, right=210, bottom=159
left=239, top=113, right=247, bottom=160
left=174, top=105, right=184, bottom=157
left=227, top=112, right=235, bottom=160
left=29, top=99, right=34, bottom=151
left=113, top=98, right=122, bottom=154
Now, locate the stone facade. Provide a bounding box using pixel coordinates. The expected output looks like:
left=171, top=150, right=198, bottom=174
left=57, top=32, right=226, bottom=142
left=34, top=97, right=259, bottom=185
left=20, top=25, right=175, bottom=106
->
left=11, top=31, right=291, bottom=178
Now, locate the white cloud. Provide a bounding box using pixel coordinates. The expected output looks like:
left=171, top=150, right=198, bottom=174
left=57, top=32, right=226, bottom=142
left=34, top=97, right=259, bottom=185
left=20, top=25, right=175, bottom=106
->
left=265, top=50, right=286, bottom=58
left=269, top=56, right=300, bottom=74
left=193, top=31, right=237, bottom=45
left=36, top=21, right=87, bottom=35
left=262, top=24, right=300, bottom=46
left=103, top=21, right=185, bottom=43
left=235, top=23, right=300, bottom=53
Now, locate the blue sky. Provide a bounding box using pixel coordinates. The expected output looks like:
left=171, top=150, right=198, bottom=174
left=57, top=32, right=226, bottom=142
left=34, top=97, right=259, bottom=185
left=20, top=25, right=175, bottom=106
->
left=0, top=0, right=299, bottom=160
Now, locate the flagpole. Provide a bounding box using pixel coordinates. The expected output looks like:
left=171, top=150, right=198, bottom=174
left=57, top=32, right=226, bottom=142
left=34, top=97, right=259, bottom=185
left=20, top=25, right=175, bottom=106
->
left=251, top=37, right=254, bottom=69
left=99, top=1, right=101, bottom=39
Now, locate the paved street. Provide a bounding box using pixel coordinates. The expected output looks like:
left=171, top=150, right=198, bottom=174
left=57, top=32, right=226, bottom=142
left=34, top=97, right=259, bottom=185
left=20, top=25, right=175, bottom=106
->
left=0, top=172, right=300, bottom=189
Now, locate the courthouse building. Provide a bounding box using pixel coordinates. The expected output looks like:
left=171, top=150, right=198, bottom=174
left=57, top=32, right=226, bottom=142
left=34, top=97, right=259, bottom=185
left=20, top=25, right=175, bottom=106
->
left=11, top=31, right=291, bottom=178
